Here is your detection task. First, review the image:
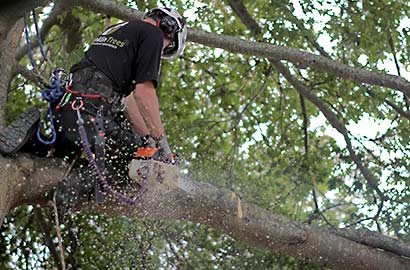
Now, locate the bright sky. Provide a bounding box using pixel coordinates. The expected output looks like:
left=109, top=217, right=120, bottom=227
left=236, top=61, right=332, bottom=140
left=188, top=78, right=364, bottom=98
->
left=288, top=0, right=407, bottom=148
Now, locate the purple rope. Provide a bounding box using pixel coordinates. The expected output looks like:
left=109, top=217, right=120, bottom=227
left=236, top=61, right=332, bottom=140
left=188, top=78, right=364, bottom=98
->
left=76, top=108, right=147, bottom=205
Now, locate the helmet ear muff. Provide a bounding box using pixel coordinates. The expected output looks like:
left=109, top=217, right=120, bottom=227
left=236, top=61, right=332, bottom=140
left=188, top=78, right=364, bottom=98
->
left=144, top=7, right=187, bottom=59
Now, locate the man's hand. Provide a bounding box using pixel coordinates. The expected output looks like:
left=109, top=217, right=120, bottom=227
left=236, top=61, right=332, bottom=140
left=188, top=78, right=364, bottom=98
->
left=156, top=135, right=173, bottom=163
left=136, top=134, right=174, bottom=163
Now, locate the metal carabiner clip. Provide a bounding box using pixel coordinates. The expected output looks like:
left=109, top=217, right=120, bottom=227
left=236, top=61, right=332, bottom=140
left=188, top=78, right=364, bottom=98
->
left=71, top=97, right=84, bottom=111
left=72, top=97, right=85, bottom=125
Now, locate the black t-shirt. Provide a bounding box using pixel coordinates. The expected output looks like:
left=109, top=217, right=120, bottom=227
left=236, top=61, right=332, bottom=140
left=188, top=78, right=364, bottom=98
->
left=85, top=20, right=164, bottom=96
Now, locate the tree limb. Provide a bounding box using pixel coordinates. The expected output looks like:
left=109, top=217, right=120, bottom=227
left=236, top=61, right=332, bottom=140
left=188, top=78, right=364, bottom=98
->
left=366, top=88, right=410, bottom=119
left=273, top=61, right=387, bottom=201
left=188, top=28, right=410, bottom=95
left=0, top=154, right=409, bottom=270
left=67, top=0, right=410, bottom=96
left=75, top=0, right=143, bottom=21
left=13, top=64, right=44, bottom=89
left=228, top=0, right=261, bottom=35
left=333, top=227, right=410, bottom=258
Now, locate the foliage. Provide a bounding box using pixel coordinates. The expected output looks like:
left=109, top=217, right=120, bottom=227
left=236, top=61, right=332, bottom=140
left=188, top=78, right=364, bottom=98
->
left=1, top=0, right=409, bottom=269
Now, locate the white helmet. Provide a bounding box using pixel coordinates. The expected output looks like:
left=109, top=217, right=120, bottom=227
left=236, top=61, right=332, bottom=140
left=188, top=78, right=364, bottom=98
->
left=144, top=7, right=187, bottom=59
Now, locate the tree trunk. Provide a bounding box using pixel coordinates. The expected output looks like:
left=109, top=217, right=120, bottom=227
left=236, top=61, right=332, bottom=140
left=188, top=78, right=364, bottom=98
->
left=0, top=19, right=24, bottom=128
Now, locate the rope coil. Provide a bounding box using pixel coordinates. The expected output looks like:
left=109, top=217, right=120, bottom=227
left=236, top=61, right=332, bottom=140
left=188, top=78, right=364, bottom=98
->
left=36, top=69, right=66, bottom=145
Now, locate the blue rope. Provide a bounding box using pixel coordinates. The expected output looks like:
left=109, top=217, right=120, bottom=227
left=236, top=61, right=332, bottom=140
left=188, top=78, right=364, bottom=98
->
left=23, top=12, right=44, bottom=85
left=24, top=9, right=63, bottom=145
left=32, top=9, right=48, bottom=62
left=23, top=14, right=37, bottom=71
left=36, top=107, right=57, bottom=145
left=36, top=69, right=65, bottom=145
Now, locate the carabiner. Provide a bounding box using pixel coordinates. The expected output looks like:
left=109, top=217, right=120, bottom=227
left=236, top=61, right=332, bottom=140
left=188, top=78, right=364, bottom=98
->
left=71, top=97, right=84, bottom=111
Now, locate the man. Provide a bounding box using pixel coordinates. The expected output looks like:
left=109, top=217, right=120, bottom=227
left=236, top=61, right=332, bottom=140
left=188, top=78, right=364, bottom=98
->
left=54, top=7, right=187, bottom=161
left=0, top=7, right=187, bottom=204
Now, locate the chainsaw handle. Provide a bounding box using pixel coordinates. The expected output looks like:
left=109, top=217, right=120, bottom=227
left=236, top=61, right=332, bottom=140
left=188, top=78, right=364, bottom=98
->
left=135, top=147, right=159, bottom=159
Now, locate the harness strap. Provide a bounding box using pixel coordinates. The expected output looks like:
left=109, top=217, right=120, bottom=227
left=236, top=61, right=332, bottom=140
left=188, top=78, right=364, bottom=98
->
left=93, top=106, right=105, bottom=204
left=72, top=98, right=147, bottom=206
left=66, top=84, right=106, bottom=100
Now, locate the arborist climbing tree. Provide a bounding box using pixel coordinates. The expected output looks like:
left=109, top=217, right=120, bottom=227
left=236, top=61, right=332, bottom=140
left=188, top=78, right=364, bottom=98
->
left=0, top=6, right=187, bottom=210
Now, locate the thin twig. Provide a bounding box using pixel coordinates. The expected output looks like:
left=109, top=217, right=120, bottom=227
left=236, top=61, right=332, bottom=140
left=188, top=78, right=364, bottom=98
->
left=51, top=193, right=66, bottom=270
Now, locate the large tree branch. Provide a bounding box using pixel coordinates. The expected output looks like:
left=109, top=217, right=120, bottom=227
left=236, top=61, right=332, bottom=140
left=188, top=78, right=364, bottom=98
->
left=0, top=154, right=409, bottom=270
left=75, top=0, right=143, bottom=21
left=31, top=0, right=402, bottom=97
left=188, top=29, right=410, bottom=95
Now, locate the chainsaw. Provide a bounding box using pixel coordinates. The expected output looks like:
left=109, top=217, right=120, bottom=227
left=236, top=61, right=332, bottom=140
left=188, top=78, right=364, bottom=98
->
left=128, top=147, right=182, bottom=189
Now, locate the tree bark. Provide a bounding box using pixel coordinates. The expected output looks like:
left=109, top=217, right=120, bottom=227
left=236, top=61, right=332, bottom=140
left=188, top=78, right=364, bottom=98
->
left=0, top=154, right=65, bottom=227
left=0, top=154, right=409, bottom=270
left=0, top=0, right=49, bottom=44
left=0, top=19, right=24, bottom=128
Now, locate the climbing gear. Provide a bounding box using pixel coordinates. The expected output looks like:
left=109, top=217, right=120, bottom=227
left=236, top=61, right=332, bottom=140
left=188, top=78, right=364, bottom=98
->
left=93, top=105, right=106, bottom=204
left=23, top=9, right=51, bottom=84
left=71, top=98, right=105, bottom=204
left=144, top=7, right=187, bottom=59
left=0, top=107, right=41, bottom=154
left=36, top=69, right=67, bottom=145
left=72, top=97, right=148, bottom=205
left=66, top=84, right=104, bottom=100
left=24, top=8, right=67, bottom=146
left=128, top=157, right=181, bottom=189
left=66, top=65, right=125, bottom=113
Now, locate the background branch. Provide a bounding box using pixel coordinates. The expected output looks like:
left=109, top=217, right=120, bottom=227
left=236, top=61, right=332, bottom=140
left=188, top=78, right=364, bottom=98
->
left=58, top=0, right=410, bottom=95
left=33, top=205, right=63, bottom=270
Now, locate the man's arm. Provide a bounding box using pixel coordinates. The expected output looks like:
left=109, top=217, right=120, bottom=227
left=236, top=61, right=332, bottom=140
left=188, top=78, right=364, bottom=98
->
left=124, top=94, right=149, bottom=136
left=129, top=81, right=164, bottom=140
